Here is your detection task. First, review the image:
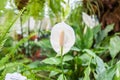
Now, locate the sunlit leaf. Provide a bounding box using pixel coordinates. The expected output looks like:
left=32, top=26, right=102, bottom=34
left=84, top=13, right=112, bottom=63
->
left=83, top=66, right=91, bottom=80
left=49, top=71, right=59, bottom=77
left=57, top=74, right=67, bottom=80
left=114, top=68, right=120, bottom=80
left=113, top=60, right=120, bottom=80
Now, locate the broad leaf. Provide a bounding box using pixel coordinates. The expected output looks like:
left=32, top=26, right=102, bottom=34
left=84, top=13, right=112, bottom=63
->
left=79, top=53, right=91, bottom=66
left=63, top=55, right=73, bottom=62
left=57, top=74, right=67, bottom=80
left=95, top=56, right=106, bottom=74
left=109, top=36, right=120, bottom=58
left=83, top=49, right=96, bottom=58
left=96, top=66, right=116, bottom=80
left=83, top=66, right=91, bottom=80
left=42, top=57, right=60, bottom=65
left=49, top=71, right=59, bottom=77
left=83, top=27, right=93, bottom=49
left=93, top=24, right=101, bottom=36
left=114, top=61, right=120, bottom=80
left=114, top=68, right=120, bottom=80
left=95, top=24, right=114, bottom=46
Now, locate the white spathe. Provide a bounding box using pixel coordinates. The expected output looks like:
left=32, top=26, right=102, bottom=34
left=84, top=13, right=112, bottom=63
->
left=50, top=22, right=75, bottom=55
left=82, top=12, right=99, bottom=28
left=5, top=72, right=27, bottom=80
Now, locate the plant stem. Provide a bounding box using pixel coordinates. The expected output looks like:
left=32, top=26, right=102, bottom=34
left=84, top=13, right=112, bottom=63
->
left=20, top=15, right=25, bottom=54
left=111, top=58, right=114, bottom=66
left=60, top=46, right=65, bottom=80
left=20, top=16, right=24, bottom=40
left=27, top=18, right=30, bottom=56
left=38, top=20, right=42, bottom=39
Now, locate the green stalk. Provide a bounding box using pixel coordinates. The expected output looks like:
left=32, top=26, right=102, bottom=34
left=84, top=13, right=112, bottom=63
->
left=60, top=46, right=65, bottom=80
left=111, top=58, right=114, bottom=66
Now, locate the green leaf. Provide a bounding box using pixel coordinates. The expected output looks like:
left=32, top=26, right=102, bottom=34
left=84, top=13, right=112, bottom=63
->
left=100, top=24, right=114, bottom=40
left=103, top=24, right=114, bottom=36
left=28, top=0, right=45, bottom=19
left=83, top=27, right=93, bottom=48
left=42, top=57, right=60, bottom=65
left=0, top=9, right=24, bottom=45
left=28, top=60, right=40, bottom=68
left=33, top=65, right=61, bottom=72
left=93, top=24, right=101, bottom=36
left=95, top=56, right=106, bottom=74
left=0, top=0, right=7, bottom=10
left=83, top=49, right=96, bottom=58
left=57, top=74, right=67, bottom=80
left=97, top=66, right=116, bottom=80
left=0, top=34, right=30, bottom=66
left=49, top=71, right=59, bottom=77
left=114, top=61, right=120, bottom=80
left=37, top=39, right=51, bottom=49
left=95, top=24, right=114, bottom=46
left=71, top=46, right=81, bottom=52
left=63, top=55, right=73, bottom=62
left=79, top=53, right=91, bottom=66
left=114, top=68, right=120, bottom=80
left=49, top=0, right=61, bottom=15
left=109, top=36, right=120, bottom=58
left=83, top=66, right=91, bottom=80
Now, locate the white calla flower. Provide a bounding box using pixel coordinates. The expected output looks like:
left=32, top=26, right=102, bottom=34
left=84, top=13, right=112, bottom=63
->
left=50, top=22, right=75, bottom=55
left=82, top=12, right=99, bottom=28
left=5, top=72, right=27, bottom=80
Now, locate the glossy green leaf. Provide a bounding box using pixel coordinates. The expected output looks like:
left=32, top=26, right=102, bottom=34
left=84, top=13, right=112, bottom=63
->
left=114, top=68, right=120, bottom=80
left=71, top=46, right=81, bottom=52
left=83, top=66, right=91, bottom=80
left=42, top=57, right=60, bottom=65
left=93, top=24, right=101, bottom=36
left=96, top=66, right=116, bottom=80
left=83, top=49, right=96, bottom=58
left=79, top=53, right=91, bottom=65
left=109, top=36, right=120, bottom=58
left=95, top=24, right=114, bottom=46
left=49, top=71, right=59, bottom=77
left=63, top=55, right=73, bottom=62
left=83, top=27, right=93, bottom=49
left=114, top=61, right=120, bottom=80
left=57, top=74, right=67, bottom=80
left=95, top=56, right=106, bottom=74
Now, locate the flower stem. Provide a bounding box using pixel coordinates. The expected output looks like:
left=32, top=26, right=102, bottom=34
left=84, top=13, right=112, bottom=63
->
left=111, top=58, right=114, bottom=66
left=60, top=46, right=65, bottom=80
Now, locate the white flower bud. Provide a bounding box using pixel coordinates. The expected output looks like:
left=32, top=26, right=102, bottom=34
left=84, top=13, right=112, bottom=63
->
left=82, top=12, right=99, bottom=28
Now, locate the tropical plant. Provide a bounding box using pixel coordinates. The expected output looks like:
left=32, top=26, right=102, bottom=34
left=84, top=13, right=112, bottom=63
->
left=0, top=0, right=120, bottom=80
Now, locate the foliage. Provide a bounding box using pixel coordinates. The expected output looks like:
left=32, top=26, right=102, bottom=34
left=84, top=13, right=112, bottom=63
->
left=0, top=0, right=120, bottom=80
